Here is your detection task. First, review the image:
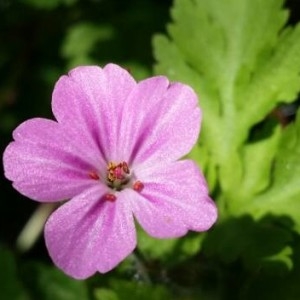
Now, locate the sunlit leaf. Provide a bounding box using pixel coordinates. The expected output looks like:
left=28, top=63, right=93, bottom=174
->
left=243, top=111, right=300, bottom=233
left=153, top=0, right=300, bottom=198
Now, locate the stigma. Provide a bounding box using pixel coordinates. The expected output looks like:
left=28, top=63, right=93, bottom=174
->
left=106, top=161, right=130, bottom=190
left=107, top=161, right=129, bottom=182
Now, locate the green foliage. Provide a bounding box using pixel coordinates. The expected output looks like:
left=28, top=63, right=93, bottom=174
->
left=95, top=288, right=119, bottom=300
left=21, top=262, right=89, bottom=300
left=95, top=280, right=172, bottom=300
left=0, top=247, right=29, bottom=300
left=153, top=0, right=300, bottom=297
left=244, top=111, right=300, bottom=232
left=137, top=226, right=204, bottom=265
left=62, top=23, right=115, bottom=68
left=203, top=215, right=293, bottom=273
left=238, top=123, right=281, bottom=200
left=154, top=0, right=300, bottom=199
left=241, top=240, right=300, bottom=300
left=21, top=0, right=77, bottom=10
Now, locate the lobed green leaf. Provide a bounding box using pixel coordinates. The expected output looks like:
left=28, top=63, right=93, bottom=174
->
left=243, top=111, right=300, bottom=232
left=154, top=0, right=300, bottom=200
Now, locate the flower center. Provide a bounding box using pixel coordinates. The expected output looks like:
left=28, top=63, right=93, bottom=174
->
left=88, top=161, right=144, bottom=201
left=106, top=161, right=130, bottom=190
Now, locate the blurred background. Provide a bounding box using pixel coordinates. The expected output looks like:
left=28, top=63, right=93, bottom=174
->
left=1, top=0, right=300, bottom=299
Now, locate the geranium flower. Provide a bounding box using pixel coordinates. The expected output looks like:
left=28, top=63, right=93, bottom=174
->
left=3, top=64, right=217, bottom=279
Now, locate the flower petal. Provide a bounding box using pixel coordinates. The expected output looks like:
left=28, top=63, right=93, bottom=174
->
left=129, top=189, right=189, bottom=238
left=3, top=118, right=101, bottom=202
left=118, top=77, right=201, bottom=165
left=132, top=160, right=217, bottom=238
left=52, top=64, right=136, bottom=161
left=44, top=185, right=136, bottom=279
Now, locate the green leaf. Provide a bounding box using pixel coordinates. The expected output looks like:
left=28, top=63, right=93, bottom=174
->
left=108, top=280, right=172, bottom=300
left=0, top=247, right=29, bottom=300
left=21, top=262, right=89, bottom=300
left=21, top=0, right=77, bottom=10
left=138, top=226, right=205, bottom=265
left=153, top=0, right=300, bottom=197
left=120, top=61, right=151, bottom=81
left=242, top=238, right=300, bottom=300
left=241, top=111, right=300, bottom=232
left=187, top=142, right=217, bottom=190
left=61, top=23, right=115, bottom=68
left=203, top=215, right=293, bottom=273
left=137, top=226, right=178, bottom=261
left=230, top=122, right=281, bottom=207
left=94, top=288, right=119, bottom=300
left=261, top=246, right=293, bottom=273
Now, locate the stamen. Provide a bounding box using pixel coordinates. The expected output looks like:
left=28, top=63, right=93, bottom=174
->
left=133, top=180, right=144, bottom=192
left=88, top=171, right=99, bottom=180
left=107, top=162, right=116, bottom=182
left=103, top=193, right=117, bottom=202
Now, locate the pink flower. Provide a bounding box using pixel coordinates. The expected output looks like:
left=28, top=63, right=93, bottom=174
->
left=3, top=64, right=217, bottom=279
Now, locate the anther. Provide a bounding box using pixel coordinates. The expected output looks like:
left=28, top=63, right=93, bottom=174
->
left=103, top=193, right=117, bottom=202
left=133, top=181, right=144, bottom=192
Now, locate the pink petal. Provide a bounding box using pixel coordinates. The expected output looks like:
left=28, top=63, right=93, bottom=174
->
left=52, top=64, right=136, bottom=161
left=3, top=118, right=102, bottom=202
left=44, top=185, right=136, bottom=279
left=131, top=160, right=217, bottom=238
left=118, top=77, right=201, bottom=166
left=129, top=189, right=189, bottom=238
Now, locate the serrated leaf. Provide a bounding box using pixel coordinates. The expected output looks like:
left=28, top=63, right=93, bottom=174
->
left=153, top=0, right=300, bottom=197
left=232, top=123, right=281, bottom=205
left=239, top=24, right=300, bottom=130
left=242, top=111, right=300, bottom=232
